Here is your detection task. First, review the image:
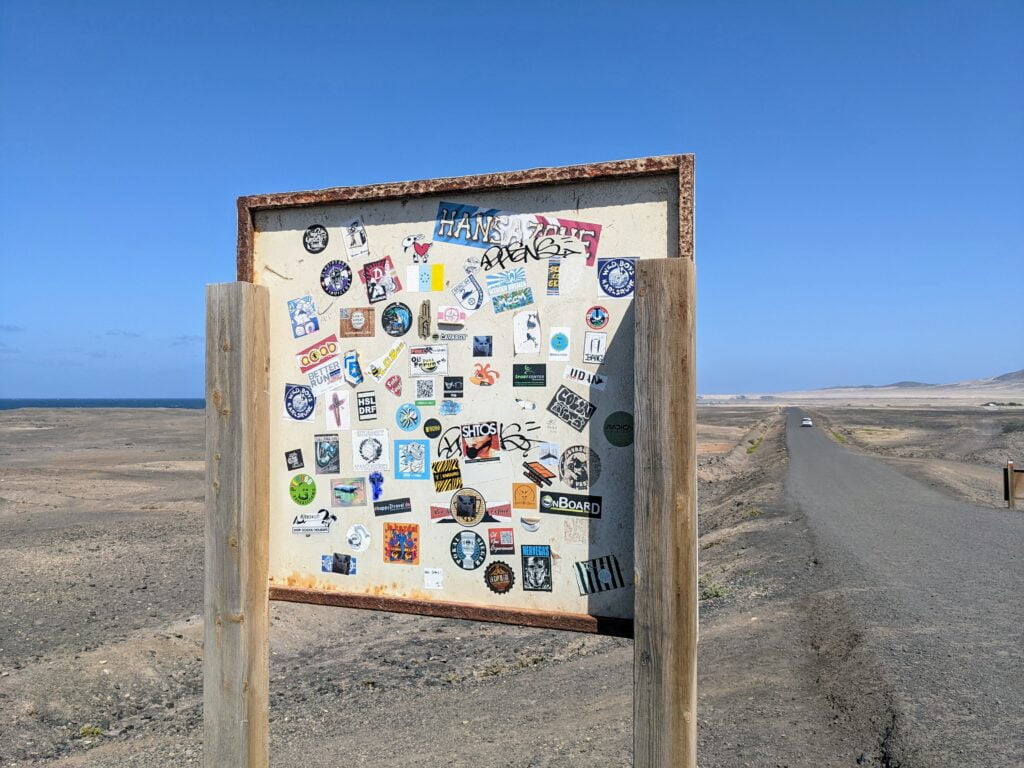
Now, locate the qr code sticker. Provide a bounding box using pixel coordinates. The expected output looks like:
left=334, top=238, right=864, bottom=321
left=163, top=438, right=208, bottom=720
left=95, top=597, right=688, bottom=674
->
left=416, top=379, right=433, bottom=398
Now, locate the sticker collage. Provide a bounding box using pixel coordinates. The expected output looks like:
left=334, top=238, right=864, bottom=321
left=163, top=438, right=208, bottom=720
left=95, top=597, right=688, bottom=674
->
left=270, top=199, right=640, bottom=613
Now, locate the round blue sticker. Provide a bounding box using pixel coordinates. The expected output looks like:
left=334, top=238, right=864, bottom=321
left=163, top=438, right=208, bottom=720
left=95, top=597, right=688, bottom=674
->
left=586, top=305, right=609, bottom=329
left=396, top=403, right=421, bottom=432
left=597, top=258, right=636, bottom=298
left=450, top=531, right=486, bottom=571
left=381, top=302, right=413, bottom=337
left=320, top=260, right=352, bottom=296
left=550, top=332, right=569, bottom=352
left=284, top=384, right=315, bottom=420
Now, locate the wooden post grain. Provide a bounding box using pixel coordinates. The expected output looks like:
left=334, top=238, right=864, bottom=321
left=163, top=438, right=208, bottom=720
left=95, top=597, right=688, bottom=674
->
left=205, top=283, right=270, bottom=768
left=1009, top=461, right=1016, bottom=509
left=634, top=258, right=698, bottom=767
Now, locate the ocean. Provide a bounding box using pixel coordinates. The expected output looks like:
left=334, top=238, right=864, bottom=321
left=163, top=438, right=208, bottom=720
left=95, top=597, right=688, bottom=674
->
left=0, top=399, right=205, bottom=410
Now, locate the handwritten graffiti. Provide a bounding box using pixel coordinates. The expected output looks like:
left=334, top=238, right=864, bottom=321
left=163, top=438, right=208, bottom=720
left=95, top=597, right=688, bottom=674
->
left=437, top=426, right=463, bottom=459
left=500, top=421, right=542, bottom=457
left=438, top=421, right=542, bottom=458
left=480, top=235, right=584, bottom=272
left=532, top=216, right=602, bottom=266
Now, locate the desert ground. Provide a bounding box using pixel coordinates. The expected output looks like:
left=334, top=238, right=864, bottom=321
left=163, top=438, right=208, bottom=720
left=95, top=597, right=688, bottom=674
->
left=1, top=403, right=1021, bottom=766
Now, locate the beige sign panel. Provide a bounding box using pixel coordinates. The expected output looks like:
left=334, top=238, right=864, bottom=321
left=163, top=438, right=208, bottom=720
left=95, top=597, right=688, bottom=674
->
left=242, top=157, right=691, bottom=632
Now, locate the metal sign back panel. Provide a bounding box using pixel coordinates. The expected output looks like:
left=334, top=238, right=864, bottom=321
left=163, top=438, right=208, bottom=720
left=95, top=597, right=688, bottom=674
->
left=243, top=157, right=690, bottom=632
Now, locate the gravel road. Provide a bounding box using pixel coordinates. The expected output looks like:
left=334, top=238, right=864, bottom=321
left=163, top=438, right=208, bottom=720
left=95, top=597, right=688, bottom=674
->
left=785, top=408, right=1024, bottom=766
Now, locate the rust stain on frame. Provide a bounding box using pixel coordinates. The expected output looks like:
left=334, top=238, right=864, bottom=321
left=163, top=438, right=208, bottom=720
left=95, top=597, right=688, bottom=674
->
left=269, top=585, right=634, bottom=637
left=236, top=155, right=693, bottom=281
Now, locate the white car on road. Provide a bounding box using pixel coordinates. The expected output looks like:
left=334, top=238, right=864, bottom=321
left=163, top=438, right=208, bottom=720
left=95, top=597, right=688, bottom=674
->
left=800, top=417, right=814, bottom=427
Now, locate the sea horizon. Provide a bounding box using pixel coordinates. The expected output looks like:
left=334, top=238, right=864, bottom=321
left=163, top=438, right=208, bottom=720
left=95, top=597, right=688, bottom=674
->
left=0, top=398, right=205, bottom=410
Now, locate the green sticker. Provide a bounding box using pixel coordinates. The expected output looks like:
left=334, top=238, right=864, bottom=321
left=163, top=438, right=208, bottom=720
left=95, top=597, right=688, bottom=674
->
left=289, top=473, right=317, bottom=505
left=603, top=411, right=634, bottom=447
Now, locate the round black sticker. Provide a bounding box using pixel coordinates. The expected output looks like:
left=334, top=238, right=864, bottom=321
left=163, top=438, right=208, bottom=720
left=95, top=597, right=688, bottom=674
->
left=320, top=260, right=352, bottom=296
left=603, top=411, right=634, bottom=447
left=559, top=445, right=601, bottom=489
left=303, top=225, right=329, bottom=254
left=381, top=302, right=413, bottom=337
left=450, top=531, right=486, bottom=571
left=484, top=561, right=515, bottom=594
left=423, top=418, right=442, bottom=439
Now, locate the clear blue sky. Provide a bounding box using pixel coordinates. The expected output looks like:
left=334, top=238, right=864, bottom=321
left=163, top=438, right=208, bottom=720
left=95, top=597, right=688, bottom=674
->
left=1, top=0, right=1021, bottom=397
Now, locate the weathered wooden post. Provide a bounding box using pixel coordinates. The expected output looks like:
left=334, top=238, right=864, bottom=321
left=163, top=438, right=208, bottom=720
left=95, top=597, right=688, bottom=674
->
left=633, top=257, right=698, bottom=768
left=1009, top=460, right=1017, bottom=510
left=204, top=282, right=270, bottom=768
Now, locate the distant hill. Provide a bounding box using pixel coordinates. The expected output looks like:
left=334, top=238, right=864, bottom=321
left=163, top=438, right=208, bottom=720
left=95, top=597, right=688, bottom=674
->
left=827, top=380, right=934, bottom=390
left=993, top=369, right=1024, bottom=384
left=700, top=369, right=1024, bottom=404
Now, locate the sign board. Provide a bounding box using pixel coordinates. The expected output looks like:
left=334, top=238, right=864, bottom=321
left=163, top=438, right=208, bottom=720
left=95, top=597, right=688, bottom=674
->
left=207, top=156, right=696, bottom=767
left=237, top=156, right=694, bottom=634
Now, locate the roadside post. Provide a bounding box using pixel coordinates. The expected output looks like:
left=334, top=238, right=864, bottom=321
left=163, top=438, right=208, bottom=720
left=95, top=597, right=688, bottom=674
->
left=634, top=258, right=698, bottom=764
left=205, top=283, right=271, bottom=767
left=1006, top=460, right=1023, bottom=510
left=204, top=156, right=697, bottom=767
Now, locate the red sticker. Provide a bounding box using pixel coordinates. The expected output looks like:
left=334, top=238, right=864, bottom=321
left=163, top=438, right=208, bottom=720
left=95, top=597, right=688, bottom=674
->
left=488, top=527, right=515, bottom=555
left=296, top=334, right=339, bottom=374
left=385, top=375, right=402, bottom=397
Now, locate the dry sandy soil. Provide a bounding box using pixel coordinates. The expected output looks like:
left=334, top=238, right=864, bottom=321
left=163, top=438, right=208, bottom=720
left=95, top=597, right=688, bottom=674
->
left=1, top=404, right=1019, bottom=766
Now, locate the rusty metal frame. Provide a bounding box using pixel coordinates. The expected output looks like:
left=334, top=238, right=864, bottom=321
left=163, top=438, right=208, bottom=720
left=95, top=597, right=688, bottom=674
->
left=237, top=154, right=694, bottom=281
left=238, top=155, right=695, bottom=637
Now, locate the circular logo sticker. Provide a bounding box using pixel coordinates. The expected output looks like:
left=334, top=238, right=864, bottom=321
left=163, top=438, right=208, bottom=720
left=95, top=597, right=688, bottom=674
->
left=303, top=224, right=329, bottom=254
left=450, top=488, right=486, bottom=527
left=381, top=302, right=413, bottom=337
left=604, top=411, right=635, bottom=447
left=289, top=474, right=316, bottom=505
left=450, top=531, right=486, bottom=571
left=550, top=332, right=569, bottom=353
left=586, top=305, right=610, bottom=330
left=320, top=260, right=352, bottom=296
left=598, top=258, right=636, bottom=298
left=559, top=445, right=602, bottom=490
left=347, top=524, right=370, bottom=552
left=484, top=561, right=515, bottom=594
left=423, top=418, right=442, bottom=439
left=357, top=436, right=383, bottom=465
left=396, top=403, right=421, bottom=432
left=284, top=384, right=315, bottom=420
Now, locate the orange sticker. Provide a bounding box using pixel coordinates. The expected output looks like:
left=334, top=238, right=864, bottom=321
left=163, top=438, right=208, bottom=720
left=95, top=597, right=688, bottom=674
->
left=513, top=483, right=537, bottom=510
left=383, top=522, right=419, bottom=565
